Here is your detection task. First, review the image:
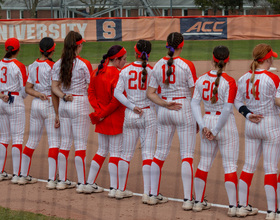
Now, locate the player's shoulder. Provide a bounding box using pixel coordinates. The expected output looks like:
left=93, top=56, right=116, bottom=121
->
left=76, top=56, right=90, bottom=65
left=121, top=62, right=134, bottom=71
left=12, top=59, right=25, bottom=68
left=221, top=72, right=236, bottom=83
left=178, top=57, right=194, bottom=66
left=45, top=59, right=55, bottom=68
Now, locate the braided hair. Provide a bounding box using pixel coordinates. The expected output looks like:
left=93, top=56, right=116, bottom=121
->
left=39, top=37, right=55, bottom=63
left=96, top=45, right=124, bottom=75
left=135, top=40, right=152, bottom=88
left=60, top=31, right=82, bottom=89
left=165, top=32, right=184, bottom=86
left=211, top=45, right=230, bottom=104
left=250, top=44, right=272, bottom=98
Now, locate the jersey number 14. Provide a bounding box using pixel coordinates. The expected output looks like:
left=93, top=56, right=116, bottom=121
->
left=246, top=79, right=260, bottom=100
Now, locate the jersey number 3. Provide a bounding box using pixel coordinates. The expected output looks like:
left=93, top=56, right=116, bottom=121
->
left=0, top=67, right=7, bottom=83
left=202, top=81, right=217, bottom=101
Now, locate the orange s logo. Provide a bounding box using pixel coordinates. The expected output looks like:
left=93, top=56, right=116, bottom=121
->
left=103, top=21, right=116, bottom=39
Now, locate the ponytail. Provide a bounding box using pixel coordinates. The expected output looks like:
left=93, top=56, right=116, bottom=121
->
left=141, top=52, right=148, bottom=88
left=4, top=46, right=17, bottom=59
left=211, top=60, right=224, bottom=104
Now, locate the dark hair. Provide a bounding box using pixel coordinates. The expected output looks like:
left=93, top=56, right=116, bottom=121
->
left=135, top=40, right=152, bottom=88
left=39, top=37, right=55, bottom=62
left=59, top=31, right=82, bottom=89
left=4, top=47, right=18, bottom=59
left=250, top=44, right=272, bottom=98
left=165, top=32, right=184, bottom=86
left=96, top=45, right=124, bottom=75
left=211, top=45, right=230, bottom=104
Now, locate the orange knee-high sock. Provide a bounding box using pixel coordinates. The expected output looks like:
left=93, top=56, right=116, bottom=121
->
left=22, top=146, right=35, bottom=176
left=142, top=159, right=152, bottom=195
left=0, top=143, right=8, bottom=173
left=58, top=149, right=70, bottom=181
left=75, top=150, right=86, bottom=184
left=150, top=157, right=165, bottom=196
left=194, top=168, right=208, bottom=202
left=264, top=174, right=277, bottom=212
left=12, top=144, right=22, bottom=176
left=48, top=148, right=59, bottom=180
left=118, top=159, right=130, bottom=191
left=239, top=171, right=254, bottom=206
left=225, top=172, right=238, bottom=207
left=109, top=157, right=120, bottom=189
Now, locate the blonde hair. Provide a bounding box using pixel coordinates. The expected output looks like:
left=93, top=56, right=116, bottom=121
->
left=250, top=44, right=272, bottom=97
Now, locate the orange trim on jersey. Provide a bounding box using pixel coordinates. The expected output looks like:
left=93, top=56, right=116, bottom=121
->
left=222, top=73, right=237, bottom=103
left=179, top=57, right=197, bottom=83
left=76, top=55, right=93, bottom=74
left=162, top=56, right=180, bottom=60
left=75, top=150, right=86, bottom=184
left=248, top=70, right=280, bottom=89
left=1, top=91, right=19, bottom=96
left=162, top=96, right=186, bottom=100
left=92, top=154, right=106, bottom=167
left=195, top=168, right=208, bottom=202
left=12, top=144, right=22, bottom=176
left=14, top=60, right=27, bottom=87
left=109, top=157, right=120, bottom=166
left=142, top=159, right=152, bottom=166
left=141, top=106, right=150, bottom=109
left=205, top=111, right=221, bottom=115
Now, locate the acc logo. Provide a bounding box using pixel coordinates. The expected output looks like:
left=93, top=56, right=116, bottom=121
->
left=96, top=19, right=122, bottom=41
left=180, top=17, right=227, bottom=40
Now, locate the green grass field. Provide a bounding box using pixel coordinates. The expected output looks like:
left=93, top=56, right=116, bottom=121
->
left=0, top=206, right=68, bottom=220
left=0, top=39, right=280, bottom=65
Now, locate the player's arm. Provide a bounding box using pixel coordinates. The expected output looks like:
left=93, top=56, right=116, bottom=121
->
left=190, top=98, right=205, bottom=131
left=25, top=82, right=49, bottom=101
left=51, top=90, right=60, bottom=128
left=147, top=86, right=182, bottom=111
left=51, top=80, right=72, bottom=102
left=88, top=72, right=100, bottom=112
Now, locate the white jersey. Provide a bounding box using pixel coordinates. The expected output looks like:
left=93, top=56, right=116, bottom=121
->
left=193, top=70, right=237, bottom=112
left=236, top=69, right=280, bottom=116
left=0, top=58, right=27, bottom=93
left=116, top=61, right=153, bottom=108
left=28, top=59, right=54, bottom=96
left=149, top=56, right=196, bottom=99
left=52, top=55, right=92, bottom=95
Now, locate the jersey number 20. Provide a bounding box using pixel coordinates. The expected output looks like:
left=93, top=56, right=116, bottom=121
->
left=0, top=67, right=7, bottom=83
left=202, top=81, right=218, bottom=101
left=128, top=70, right=147, bottom=90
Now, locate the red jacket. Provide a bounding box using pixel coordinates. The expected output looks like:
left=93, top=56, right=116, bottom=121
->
left=88, top=66, right=125, bottom=135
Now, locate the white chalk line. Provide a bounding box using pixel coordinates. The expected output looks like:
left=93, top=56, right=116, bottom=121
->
left=37, top=178, right=266, bottom=215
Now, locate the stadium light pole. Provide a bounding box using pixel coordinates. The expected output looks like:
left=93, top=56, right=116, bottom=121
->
left=51, top=0, right=53, bottom=18
left=170, top=0, right=172, bottom=16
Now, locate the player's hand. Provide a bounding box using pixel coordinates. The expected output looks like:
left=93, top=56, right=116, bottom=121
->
left=38, top=93, right=49, bottom=101
left=206, top=132, right=216, bottom=141
left=1, top=95, right=9, bottom=103
left=133, top=106, right=143, bottom=116
left=54, top=114, right=60, bottom=128
left=248, top=114, right=264, bottom=124
left=65, top=94, right=73, bottom=102
left=165, top=102, right=182, bottom=111
left=202, top=127, right=211, bottom=139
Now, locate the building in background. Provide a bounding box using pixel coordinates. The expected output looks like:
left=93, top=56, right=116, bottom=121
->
left=0, top=0, right=273, bottom=20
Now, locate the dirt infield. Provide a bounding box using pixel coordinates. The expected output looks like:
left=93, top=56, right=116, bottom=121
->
left=0, top=60, right=279, bottom=220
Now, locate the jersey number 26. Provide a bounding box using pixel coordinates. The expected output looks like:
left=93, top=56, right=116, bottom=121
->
left=202, top=81, right=218, bottom=101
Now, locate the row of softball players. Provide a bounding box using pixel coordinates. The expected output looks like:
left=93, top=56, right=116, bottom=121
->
left=1, top=31, right=280, bottom=219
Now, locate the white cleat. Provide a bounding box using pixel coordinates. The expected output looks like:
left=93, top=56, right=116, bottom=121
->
left=83, top=183, right=104, bottom=194
left=182, top=199, right=194, bottom=211
left=227, top=205, right=237, bottom=217
left=0, top=171, right=12, bottom=181
left=11, top=175, right=20, bottom=184
left=46, top=179, right=57, bottom=190
left=236, top=204, right=258, bottom=217
left=275, top=210, right=280, bottom=220
left=115, top=189, right=133, bottom=199
left=142, top=194, right=149, bottom=204
left=147, top=193, right=168, bottom=205
left=192, top=200, right=211, bottom=212
left=18, top=175, right=38, bottom=185
left=266, top=211, right=276, bottom=220
left=108, top=188, right=117, bottom=198
left=56, top=179, right=77, bottom=190
left=76, top=183, right=85, bottom=193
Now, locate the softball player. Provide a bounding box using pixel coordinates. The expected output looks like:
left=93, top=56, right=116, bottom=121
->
left=191, top=46, right=238, bottom=216
left=0, top=38, right=27, bottom=183
left=234, top=44, right=279, bottom=219
left=114, top=40, right=156, bottom=202
left=17, top=37, right=60, bottom=189
left=85, top=45, right=127, bottom=196
left=52, top=31, right=92, bottom=192
left=147, top=32, right=197, bottom=208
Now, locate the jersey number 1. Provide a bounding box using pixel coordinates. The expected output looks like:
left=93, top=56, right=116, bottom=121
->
left=35, top=66, right=40, bottom=84
left=246, top=79, right=260, bottom=100
left=0, top=67, right=7, bottom=83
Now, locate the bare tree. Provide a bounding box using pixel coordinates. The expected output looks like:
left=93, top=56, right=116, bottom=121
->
left=79, top=0, right=108, bottom=15
left=18, top=0, right=41, bottom=18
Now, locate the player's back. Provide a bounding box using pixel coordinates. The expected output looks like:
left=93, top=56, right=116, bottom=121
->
left=120, top=62, right=153, bottom=108
left=28, top=59, right=54, bottom=96
left=152, top=56, right=196, bottom=99
left=237, top=69, right=279, bottom=116
left=195, top=71, right=236, bottom=113
left=0, top=58, right=26, bottom=92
